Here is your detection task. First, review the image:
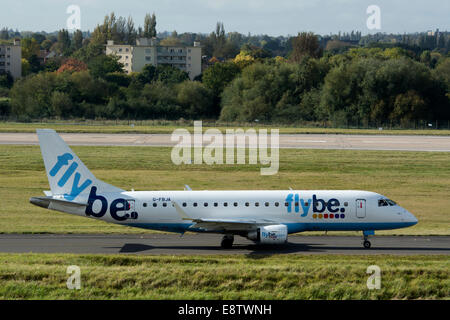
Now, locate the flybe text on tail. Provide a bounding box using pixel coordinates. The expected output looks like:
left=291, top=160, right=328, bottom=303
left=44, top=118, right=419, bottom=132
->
left=51, top=153, right=92, bottom=200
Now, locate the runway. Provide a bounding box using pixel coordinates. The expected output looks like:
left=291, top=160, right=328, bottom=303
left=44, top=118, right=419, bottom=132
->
left=0, top=132, right=450, bottom=151
left=0, top=234, right=448, bottom=255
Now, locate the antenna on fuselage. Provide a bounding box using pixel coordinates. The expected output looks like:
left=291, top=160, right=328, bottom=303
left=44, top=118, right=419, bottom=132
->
left=184, top=185, right=192, bottom=191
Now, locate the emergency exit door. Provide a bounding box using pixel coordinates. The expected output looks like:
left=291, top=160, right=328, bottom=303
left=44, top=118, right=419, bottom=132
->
left=356, top=199, right=366, bottom=218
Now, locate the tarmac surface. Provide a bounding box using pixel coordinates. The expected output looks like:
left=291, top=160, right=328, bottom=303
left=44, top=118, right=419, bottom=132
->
left=0, top=234, right=448, bottom=255
left=0, top=132, right=450, bottom=151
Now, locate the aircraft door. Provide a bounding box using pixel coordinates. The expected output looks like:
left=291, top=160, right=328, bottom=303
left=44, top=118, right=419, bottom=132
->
left=126, top=200, right=138, bottom=219
left=356, top=199, right=366, bottom=218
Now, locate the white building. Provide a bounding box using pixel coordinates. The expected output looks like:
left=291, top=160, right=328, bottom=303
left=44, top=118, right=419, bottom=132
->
left=106, top=38, right=202, bottom=80
left=0, top=39, right=21, bottom=80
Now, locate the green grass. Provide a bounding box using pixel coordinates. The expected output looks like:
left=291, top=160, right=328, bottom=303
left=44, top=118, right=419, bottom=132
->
left=1, top=121, right=449, bottom=135
left=0, top=145, right=449, bottom=235
left=0, top=253, right=447, bottom=299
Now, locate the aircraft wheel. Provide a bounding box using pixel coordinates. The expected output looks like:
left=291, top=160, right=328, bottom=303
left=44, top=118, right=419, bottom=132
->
left=221, top=235, right=234, bottom=249
left=363, top=240, right=371, bottom=249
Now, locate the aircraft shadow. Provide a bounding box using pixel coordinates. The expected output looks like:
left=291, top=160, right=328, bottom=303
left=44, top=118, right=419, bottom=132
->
left=110, top=242, right=450, bottom=254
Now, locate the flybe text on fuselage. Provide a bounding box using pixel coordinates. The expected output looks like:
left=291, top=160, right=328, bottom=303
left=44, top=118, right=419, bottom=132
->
left=285, top=193, right=347, bottom=216
left=85, top=186, right=138, bottom=221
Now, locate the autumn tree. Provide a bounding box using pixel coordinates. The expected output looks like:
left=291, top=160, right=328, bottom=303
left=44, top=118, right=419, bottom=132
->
left=56, top=58, right=88, bottom=74
left=290, top=32, right=323, bottom=63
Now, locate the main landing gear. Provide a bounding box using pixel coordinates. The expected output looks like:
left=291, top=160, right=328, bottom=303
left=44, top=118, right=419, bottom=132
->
left=362, top=230, right=374, bottom=249
left=221, top=234, right=234, bottom=249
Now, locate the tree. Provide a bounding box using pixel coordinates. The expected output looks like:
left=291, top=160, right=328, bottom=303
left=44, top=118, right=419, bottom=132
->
left=88, top=55, right=124, bottom=79
left=41, top=39, right=53, bottom=51
left=51, top=91, right=73, bottom=117
left=143, top=13, right=156, bottom=38
left=10, top=72, right=58, bottom=118
left=150, top=13, right=157, bottom=38
left=136, top=64, right=157, bottom=85
left=56, top=29, right=71, bottom=55
left=290, top=32, right=323, bottom=63
left=0, top=72, right=14, bottom=88
left=21, top=38, right=40, bottom=60
left=0, top=27, right=9, bottom=40
left=433, top=58, right=450, bottom=90
left=392, top=90, right=426, bottom=122
left=159, top=31, right=182, bottom=46
left=31, top=33, right=46, bottom=44
left=71, top=30, right=83, bottom=51
left=56, top=58, right=88, bottom=74
left=154, top=65, right=189, bottom=85
left=125, top=16, right=136, bottom=44
left=202, top=62, right=241, bottom=97
left=176, top=81, right=213, bottom=118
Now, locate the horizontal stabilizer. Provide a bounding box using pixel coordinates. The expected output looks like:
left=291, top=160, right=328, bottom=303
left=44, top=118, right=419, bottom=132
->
left=30, top=196, right=87, bottom=209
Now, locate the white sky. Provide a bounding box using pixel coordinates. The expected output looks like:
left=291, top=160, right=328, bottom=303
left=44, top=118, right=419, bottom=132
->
left=2, top=0, right=449, bottom=35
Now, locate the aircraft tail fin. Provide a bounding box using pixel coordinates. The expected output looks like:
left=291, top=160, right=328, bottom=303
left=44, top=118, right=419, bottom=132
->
left=36, top=129, right=123, bottom=200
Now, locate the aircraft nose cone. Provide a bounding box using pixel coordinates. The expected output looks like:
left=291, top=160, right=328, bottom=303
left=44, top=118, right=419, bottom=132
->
left=406, top=210, right=418, bottom=226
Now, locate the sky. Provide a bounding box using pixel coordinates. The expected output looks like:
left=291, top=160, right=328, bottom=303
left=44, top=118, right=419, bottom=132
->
left=2, top=0, right=449, bottom=36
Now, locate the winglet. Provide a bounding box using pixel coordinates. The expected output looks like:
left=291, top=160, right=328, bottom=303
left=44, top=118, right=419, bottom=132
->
left=172, top=201, right=193, bottom=220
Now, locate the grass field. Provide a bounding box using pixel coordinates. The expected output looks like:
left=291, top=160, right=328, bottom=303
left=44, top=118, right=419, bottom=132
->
left=0, top=253, right=448, bottom=299
left=0, top=145, right=448, bottom=235
left=1, top=121, right=450, bottom=135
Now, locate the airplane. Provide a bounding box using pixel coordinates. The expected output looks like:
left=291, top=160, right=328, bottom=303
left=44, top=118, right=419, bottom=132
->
left=30, top=129, right=418, bottom=249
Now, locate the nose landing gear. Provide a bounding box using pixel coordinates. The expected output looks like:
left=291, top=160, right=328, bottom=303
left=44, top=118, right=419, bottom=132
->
left=362, top=230, right=374, bottom=249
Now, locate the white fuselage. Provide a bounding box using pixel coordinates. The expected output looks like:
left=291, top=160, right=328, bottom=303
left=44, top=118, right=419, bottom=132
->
left=53, top=189, right=418, bottom=234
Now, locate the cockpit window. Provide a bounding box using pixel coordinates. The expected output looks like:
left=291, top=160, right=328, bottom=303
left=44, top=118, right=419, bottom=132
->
left=386, top=199, right=396, bottom=206
left=379, top=199, right=396, bottom=206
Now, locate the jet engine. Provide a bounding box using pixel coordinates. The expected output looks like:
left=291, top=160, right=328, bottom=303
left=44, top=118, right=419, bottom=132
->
left=247, top=224, right=288, bottom=244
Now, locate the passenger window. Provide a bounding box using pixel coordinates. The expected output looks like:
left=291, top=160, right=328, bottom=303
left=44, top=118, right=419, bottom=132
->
left=234, top=202, right=238, bottom=207
left=344, top=202, right=348, bottom=207
left=193, top=202, right=198, bottom=207
left=245, top=202, right=249, bottom=207
left=143, top=203, right=147, bottom=207
left=182, top=202, right=187, bottom=207
left=224, top=202, right=228, bottom=207
left=294, top=202, right=299, bottom=207
left=265, top=202, right=269, bottom=207
left=153, top=203, right=157, bottom=207
left=163, top=203, right=167, bottom=207
left=204, top=202, right=208, bottom=207
left=285, top=202, right=288, bottom=207
left=275, top=202, right=279, bottom=207
left=214, top=203, right=218, bottom=207
left=255, top=202, right=259, bottom=207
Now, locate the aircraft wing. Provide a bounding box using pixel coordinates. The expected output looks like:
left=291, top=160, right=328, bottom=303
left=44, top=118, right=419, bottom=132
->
left=172, top=201, right=277, bottom=232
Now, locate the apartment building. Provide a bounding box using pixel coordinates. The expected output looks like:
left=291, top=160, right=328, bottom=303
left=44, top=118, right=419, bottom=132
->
left=106, top=38, right=201, bottom=80
left=0, top=39, right=21, bottom=80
